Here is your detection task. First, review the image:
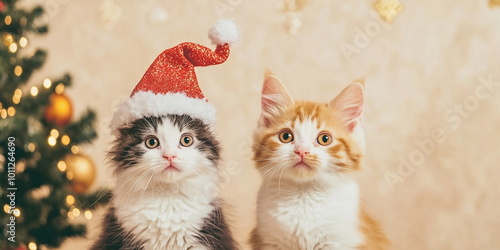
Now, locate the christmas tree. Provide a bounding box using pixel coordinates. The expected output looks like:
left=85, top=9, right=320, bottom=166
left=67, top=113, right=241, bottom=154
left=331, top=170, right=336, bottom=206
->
left=0, top=1, right=109, bottom=249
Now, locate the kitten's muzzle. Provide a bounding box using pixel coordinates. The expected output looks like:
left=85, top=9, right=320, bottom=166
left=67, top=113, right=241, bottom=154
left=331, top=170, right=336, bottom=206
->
left=294, top=145, right=310, bottom=160
left=163, top=154, right=177, bottom=163
left=162, top=154, right=180, bottom=171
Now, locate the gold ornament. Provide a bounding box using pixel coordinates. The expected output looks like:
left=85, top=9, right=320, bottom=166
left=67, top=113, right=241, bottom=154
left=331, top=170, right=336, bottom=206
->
left=490, top=0, right=500, bottom=7
left=64, top=153, right=96, bottom=193
left=374, top=0, right=403, bottom=23
left=44, top=93, right=73, bottom=127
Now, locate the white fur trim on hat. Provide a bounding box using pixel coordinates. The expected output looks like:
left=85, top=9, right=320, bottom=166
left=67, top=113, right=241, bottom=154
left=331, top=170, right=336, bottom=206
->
left=208, top=19, right=239, bottom=45
left=110, top=91, right=216, bottom=135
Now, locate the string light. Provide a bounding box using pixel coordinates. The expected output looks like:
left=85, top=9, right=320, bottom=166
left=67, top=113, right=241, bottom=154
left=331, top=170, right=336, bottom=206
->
left=43, top=79, right=52, bottom=88
left=28, top=143, right=36, bottom=152
left=4, top=15, right=12, bottom=25
left=16, top=161, right=26, bottom=173
left=14, top=66, right=22, bottom=76
left=50, top=129, right=60, bottom=138
left=12, top=208, right=20, bottom=217
left=55, top=83, right=65, bottom=94
left=12, top=88, right=22, bottom=104
left=3, top=204, right=9, bottom=213
left=66, top=195, right=75, bottom=205
left=72, top=208, right=81, bottom=217
left=61, top=135, right=71, bottom=145
left=67, top=211, right=74, bottom=220
left=30, top=86, right=38, bottom=96
left=66, top=172, right=74, bottom=180
left=71, top=145, right=80, bottom=154
left=8, top=43, right=17, bottom=53
left=0, top=109, right=7, bottom=119
left=19, top=37, right=28, bottom=47
left=7, top=107, right=15, bottom=116
left=48, top=136, right=57, bottom=146
left=28, top=242, right=37, bottom=250
left=12, top=96, right=20, bottom=104
left=57, top=161, right=67, bottom=171
left=84, top=210, right=93, bottom=220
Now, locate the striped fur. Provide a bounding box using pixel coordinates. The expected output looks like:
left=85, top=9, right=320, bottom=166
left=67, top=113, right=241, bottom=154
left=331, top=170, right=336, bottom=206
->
left=251, top=75, right=388, bottom=250
left=92, top=115, right=236, bottom=250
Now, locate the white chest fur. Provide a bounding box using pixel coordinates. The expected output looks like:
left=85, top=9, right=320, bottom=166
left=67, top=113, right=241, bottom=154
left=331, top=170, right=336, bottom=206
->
left=113, top=191, right=214, bottom=250
left=256, top=179, right=363, bottom=250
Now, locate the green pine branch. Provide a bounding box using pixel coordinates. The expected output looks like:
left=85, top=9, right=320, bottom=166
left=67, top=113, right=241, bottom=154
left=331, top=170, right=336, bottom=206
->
left=0, top=1, right=109, bottom=249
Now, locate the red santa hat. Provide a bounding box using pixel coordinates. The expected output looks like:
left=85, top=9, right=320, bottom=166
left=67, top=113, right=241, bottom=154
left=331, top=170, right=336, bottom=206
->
left=110, top=19, right=238, bottom=134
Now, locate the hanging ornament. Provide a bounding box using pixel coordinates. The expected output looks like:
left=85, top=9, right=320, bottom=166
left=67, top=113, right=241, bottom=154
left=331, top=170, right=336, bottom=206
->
left=2, top=244, right=28, bottom=250
left=284, top=0, right=308, bottom=35
left=64, top=153, right=96, bottom=193
left=0, top=1, right=6, bottom=13
left=14, top=245, right=27, bottom=250
left=43, top=93, right=73, bottom=127
left=374, top=0, right=403, bottom=23
left=490, top=0, right=500, bottom=7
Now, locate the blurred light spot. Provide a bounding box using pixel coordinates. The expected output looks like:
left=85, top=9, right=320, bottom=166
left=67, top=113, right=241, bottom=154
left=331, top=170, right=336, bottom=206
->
left=14, top=66, right=22, bottom=76
left=30, top=86, right=38, bottom=96
left=7, top=107, right=15, bottom=116
left=55, top=83, right=65, bottom=94
left=43, top=79, right=52, bottom=88
left=84, top=210, right=93, bottom=220
left=28, top=143, right=36, bottom=152
left=57, top=161, right=67, bottom=172
left=8, top=43, right=17, bottom=53
left=48, top=136, right=56, bottom=146
left=61, top=135, right=71, bottom=145
left=4, top=16, right=12, bottom=25
left=19, top=37, right=28, bottom=47
left=66, top=195, right=75, bottom=205
left=50, top=129, right=59, bottom=138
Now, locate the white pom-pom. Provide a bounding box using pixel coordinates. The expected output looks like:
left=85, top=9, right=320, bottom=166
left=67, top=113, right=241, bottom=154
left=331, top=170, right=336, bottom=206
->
left=208, top=19, right=239, bottom=46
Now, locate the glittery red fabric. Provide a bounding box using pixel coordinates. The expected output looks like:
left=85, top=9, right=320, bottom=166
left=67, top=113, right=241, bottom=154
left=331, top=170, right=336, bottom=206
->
left=131, top=42, right=230, bottom=99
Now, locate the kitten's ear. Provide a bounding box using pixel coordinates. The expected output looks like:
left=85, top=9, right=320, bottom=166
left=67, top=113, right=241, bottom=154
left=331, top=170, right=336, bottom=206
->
left=328, top=80, right=365, bottom=132
left=259, top=74, right=294, bottom=127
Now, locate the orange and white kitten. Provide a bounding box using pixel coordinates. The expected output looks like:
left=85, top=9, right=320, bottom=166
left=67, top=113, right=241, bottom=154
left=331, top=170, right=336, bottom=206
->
left=250, top=75, right=388, bottom=250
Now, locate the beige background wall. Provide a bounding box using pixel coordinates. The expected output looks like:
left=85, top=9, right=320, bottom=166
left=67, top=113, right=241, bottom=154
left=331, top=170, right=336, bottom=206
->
left=21, top=0, right=500, bottom=249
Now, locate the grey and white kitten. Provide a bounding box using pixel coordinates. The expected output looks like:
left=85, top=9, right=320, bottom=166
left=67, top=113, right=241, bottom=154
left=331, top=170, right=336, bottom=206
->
left=91, top=114, right=236, bottom=250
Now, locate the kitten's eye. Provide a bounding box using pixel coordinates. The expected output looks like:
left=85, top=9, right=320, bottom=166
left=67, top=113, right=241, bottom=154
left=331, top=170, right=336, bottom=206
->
left=180, top=134, right=194, bottom=147
left=278, top=130, right=294, bottom=143
left=145, top=136, right=160, bottom=149
left=317, top=132, right=333, bottom=146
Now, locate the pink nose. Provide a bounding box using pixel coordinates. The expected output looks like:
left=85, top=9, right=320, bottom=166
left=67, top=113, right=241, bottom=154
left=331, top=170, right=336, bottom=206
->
left=162, top=154, right=177, bottom=162
left=294, top=146, right=310, bottom=158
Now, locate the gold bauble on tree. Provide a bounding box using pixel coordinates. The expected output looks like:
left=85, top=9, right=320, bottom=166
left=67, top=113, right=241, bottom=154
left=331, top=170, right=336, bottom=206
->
left=44, top=93, right=73, bottom=127
left=64, top=153, right=96, bottom=193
